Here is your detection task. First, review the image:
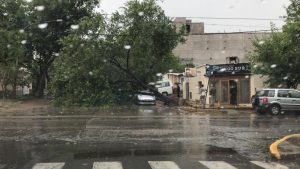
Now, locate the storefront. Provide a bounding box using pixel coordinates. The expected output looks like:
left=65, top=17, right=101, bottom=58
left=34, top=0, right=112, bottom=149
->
left=206, top=63, right=251, bottom=105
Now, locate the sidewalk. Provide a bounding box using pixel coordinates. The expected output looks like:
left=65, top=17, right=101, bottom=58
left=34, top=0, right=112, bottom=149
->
left=0, top=99, right=49, bottom=115
left=180, top=99, right=253, bottom=113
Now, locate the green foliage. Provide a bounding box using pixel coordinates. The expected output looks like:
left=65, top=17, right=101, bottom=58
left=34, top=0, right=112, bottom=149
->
left=250, top=0, right=300, bottom=88
left=19, top=0, right=100, bottom=97
left=52, top=0, right=185, bottom=106
left=0, top=0, right=30, bottom=98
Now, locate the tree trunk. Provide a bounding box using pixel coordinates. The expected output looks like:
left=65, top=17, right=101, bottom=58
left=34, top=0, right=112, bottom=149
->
left=11, top=84, right=17, bottom=99
left=33, top=68, right=48, bottom=97
left=123, top=68, right=177, bottom=105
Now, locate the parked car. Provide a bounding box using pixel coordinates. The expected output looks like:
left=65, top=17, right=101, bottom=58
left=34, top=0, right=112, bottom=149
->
left=134, top=90, right=156, bottom=105
left=155, top=80, right=173, bottom=96
left=252, top=88, right=300, bottom=115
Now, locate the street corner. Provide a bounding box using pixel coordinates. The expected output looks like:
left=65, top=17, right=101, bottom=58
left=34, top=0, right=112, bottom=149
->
left=270, top=134, right=300, bottom=160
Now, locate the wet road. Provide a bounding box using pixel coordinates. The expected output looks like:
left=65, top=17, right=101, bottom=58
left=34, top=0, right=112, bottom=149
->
left=0, top=106, right=299, bottom=169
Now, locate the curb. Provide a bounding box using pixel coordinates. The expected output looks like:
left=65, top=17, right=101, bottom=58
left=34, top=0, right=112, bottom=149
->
left=269, top=134, right=300, bottom=160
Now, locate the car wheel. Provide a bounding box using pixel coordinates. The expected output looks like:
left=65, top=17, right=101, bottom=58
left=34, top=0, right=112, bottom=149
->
left=270, top=104, right=281, bottom=115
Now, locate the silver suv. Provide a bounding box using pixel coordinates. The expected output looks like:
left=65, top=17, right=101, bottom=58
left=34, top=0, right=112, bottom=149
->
left=252, top=88, right=300, bottom=115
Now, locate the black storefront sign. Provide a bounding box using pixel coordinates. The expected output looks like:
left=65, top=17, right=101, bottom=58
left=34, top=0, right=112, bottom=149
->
left=206, top=63, right=251, bottom=76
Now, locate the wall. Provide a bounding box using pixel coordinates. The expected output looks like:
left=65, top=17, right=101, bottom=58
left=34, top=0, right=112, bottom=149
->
left=174, top=33, right=269, bottom=66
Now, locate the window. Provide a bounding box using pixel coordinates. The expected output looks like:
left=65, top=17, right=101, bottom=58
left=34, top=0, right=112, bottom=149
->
left=268, top=90, right=275, bottom=97
left=161, top=82, right=170, bottom=87
left=278, top=90, right=290, bottom=97
left=186, top=24, right=191, bottom=33
left=257, top=90, right=268, bottom=96
left=226, top=56, right=239, bottom=64
left=289, top=90, right=300, bottom=98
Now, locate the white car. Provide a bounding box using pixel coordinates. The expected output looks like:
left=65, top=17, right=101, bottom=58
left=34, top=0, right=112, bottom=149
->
left=155, top=80, right=173, bottom=95
left=134, top=90, right=156, bottom=105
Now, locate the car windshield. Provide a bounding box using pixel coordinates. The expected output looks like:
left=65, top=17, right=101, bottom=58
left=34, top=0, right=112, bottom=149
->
left=1, top=0, right=299, bottom=169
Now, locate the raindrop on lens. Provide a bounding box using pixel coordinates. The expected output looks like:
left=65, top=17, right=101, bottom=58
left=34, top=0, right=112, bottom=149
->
left=124, top=45, right=131, bottom=50
left=156, top=73, right=162, bottom=76
left=220, top=68, right=226, bottom=72
left=118, top=23, right=124, bottom=27
left=71, top=25, right=79, bottom=30
left=138, top=12, right=144, bottom=16
left=38, top=23, right=48, bottom=29
left=35, top=5, right=45, bottom=11
left=258, top=41, right=265, bottom=45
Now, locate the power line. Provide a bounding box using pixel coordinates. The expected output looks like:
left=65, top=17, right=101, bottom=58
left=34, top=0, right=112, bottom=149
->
left=100, top=13, right=285, bottom=21
left=169, top=16, right=285, bottom=21
left=205, top=23, right=272, bottom=28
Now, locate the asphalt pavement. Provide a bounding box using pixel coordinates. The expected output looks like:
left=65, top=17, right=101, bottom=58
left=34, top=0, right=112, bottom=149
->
left=0, top=106, right=299, bottom=169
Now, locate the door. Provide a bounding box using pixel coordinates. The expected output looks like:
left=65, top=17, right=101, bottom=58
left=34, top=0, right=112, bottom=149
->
left=229, top=80, right=238, bottom=105
left=239, top=79, right=250, bottom=103
left=277, top=90, right=294, bottom=110
left=289, top=90, right=300, bottom=111
left=220, top=81, right=229, bottom=104
left=186, top=82, right=189, bottom=100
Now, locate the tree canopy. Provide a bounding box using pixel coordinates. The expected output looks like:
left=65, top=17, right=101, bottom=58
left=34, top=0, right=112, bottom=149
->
left=51, top=0, right=185, bottom=106
left=250, top=0, right=300, bottom=88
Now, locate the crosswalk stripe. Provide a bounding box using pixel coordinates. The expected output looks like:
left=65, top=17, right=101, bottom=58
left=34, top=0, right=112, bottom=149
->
left=93, top=162, right=123, bottom=169
left=199, top=161, right=237, bottom=169
left=251, top=161, right=289, bottom=169
left=32, top=163, right=65, bottom=169
left=148, top=161, right=181, bottom=169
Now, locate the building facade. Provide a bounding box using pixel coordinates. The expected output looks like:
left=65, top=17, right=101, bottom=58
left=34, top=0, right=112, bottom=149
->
left=173, top=18, right=270, bottom=107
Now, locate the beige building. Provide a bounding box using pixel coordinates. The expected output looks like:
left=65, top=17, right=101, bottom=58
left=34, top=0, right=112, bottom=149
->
left=173, top=18, right=269, bottom=66
left=172, top=18, right=271, bottom=107
left=182, top=65, right=269, bottom=107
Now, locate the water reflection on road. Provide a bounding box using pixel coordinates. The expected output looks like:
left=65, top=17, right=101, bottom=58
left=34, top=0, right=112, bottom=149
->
left=0, top=107, right=299, bottom=168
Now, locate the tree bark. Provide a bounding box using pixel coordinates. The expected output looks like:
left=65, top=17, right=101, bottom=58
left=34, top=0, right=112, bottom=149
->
left=110, top=60, right=177, bottom=105
left=33, top=67, right=48, bottom=97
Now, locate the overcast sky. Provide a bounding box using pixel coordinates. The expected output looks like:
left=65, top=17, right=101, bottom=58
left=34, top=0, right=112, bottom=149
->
left=98, top=0, right=290, bottom=33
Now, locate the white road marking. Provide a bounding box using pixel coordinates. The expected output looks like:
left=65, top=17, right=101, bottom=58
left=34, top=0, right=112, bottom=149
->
left=93, top=162, right=123, bottom=169
left=199, top=161, right=237, bottom=169
left=251, top=161, right=289, bottom=169
left=32, top=163, right=65, bottom=169
left=148, top=161, right=181, bottom=169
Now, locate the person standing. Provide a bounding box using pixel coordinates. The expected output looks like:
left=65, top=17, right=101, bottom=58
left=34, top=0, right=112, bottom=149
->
left=209, top=84, right=216, bottom=107
left=176, top=83, right=181, bottom=98
left=199, top=84, right=206, bottom=108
